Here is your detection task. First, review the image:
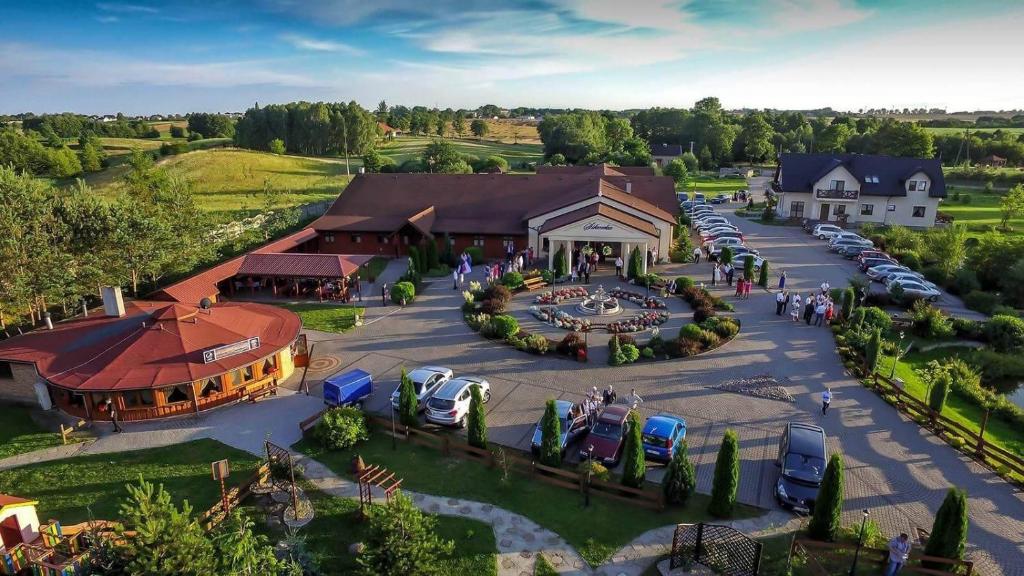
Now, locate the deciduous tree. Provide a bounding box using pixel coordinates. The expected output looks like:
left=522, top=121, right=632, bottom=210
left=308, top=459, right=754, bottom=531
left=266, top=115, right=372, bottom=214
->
left=1000, top=184, right=1024, bottom=230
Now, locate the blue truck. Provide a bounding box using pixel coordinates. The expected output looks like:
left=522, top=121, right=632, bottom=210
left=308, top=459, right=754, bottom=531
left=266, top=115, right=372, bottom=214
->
left=323, top=369, right=374, bottom=409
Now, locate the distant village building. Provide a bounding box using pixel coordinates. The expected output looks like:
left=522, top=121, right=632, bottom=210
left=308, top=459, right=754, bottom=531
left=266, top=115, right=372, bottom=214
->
left=649, top=143, right=683, bottom=167
left=772, top=153, right=947, bottom=228
left=975, top=154, right=1007, bottom=168
left=377, top=121, right=400, bottom=140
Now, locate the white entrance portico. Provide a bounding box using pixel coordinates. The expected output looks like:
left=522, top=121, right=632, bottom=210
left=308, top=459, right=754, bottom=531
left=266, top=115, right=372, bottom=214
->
left=534, top=203, right=664, bottom=275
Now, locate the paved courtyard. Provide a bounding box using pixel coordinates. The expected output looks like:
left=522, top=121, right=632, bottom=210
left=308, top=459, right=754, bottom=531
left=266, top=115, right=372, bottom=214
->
left=296, top=201, right=1024, bottom=575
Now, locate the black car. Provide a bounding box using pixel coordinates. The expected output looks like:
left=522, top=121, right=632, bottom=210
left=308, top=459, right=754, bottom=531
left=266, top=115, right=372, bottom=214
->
left=775, top=423, right=827, bottom=514
left=839, top=244, right=871, bottom=259
left=859, top=257, right=896, bottom=272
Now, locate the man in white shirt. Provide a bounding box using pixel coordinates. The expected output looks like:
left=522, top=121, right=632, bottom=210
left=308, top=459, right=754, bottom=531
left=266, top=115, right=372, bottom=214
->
left=821, top=387, right=832, bottom=415
left=775, top=291, right=786, bottom=315
left=820, top=280, right=830, bottom=295
left=615, top=255, right=624, bottom=277
left=884, top=533, right=910, bottom=575
left=626, top=388, right=644, bottom=409
left=692, top=246, right=702, bottom=263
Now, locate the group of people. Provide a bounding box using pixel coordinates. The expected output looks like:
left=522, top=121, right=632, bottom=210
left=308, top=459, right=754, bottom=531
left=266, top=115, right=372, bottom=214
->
left=776, top=280, right=834, bottom=327
left=570, top=249, right=601, bottom=283
left=567, top=386, right=645, bottom=427
left=452, top=251, right=474, bottom=290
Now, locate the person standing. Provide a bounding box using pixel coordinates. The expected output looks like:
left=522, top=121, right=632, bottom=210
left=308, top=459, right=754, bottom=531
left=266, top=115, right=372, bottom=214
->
left=779, top=270, right=787, bottom=291
left=453, top=268, right=459, bottom=290
left=527, top=246, right=534, bottom=266
left=820, top=280, right=830, bottom=296
left=775, top=291, right=786, bottom=315
left=584, top=263, right=591, bottom=284
left=615, top=255, right=624, bottom=277
left=591, top=250, right=599, bottom=272
left=626, top=388, right=644, bottom=409
left=107, top=399, right=122, bottom=433
left=790, top=293, right=801, bottom=322
left=725, top=263, right=734, bottom=286
left=603, top=385, right=616, bottom=406
left=821, top=387, right=832, bottom=415
left=884, top=533, right=910, bottom=576
left=743, top=277, right=753, bottom=299
left=712, top=264, right=721, bottom=287
left=814, top=300, right=826, bottom=326
left=381, top=282, right=389, bottom=306
left=804, top=298, right=815, bottom=325
left=692, top=246, right=701, bottom=263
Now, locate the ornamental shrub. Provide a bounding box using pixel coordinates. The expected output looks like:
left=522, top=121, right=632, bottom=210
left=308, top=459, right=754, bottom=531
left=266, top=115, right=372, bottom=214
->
left=397, top=368, right=418, bottom=427
left=356, top=493, right=454, bottom=576
left=807, top=453, right=845, bottom=542
left=675, top=276, right=695, bottom=293
left=675, top=338, right=703, bottom=357
left=465, top=313, right=491, bottom=332
left=679, top=323, right=703, bottom=340
left=482, top=284, right=512, bottom=306
left=713, top=317, right=740, bottom=339
left=840, top=287, right=855, bottom=320
left=964, top=290, right=1000, bottom=315
left=313, top=407, right=369, bottom=450
left=464, top=246, right=483, bottom=265
left=628, top=247, right=643, bottom=280
left=525, top=334, right=550, bottom=355
left=743, top=255, right=755, bottom=281
left=557, top=332, right=584, bottom=356
left=860, top=306, right=893, bottom=333
left=539, top=399, right=562, bottom=467
left=923, top=488, right=969, bottom=568
left=663, top=440, right=696, bottom=506
left=424, top=239, right=440, bottom=271
left=620, top=411, right=646, bottom=488
left=698, top=329, right=721, bottom=349
left=985, top=315, right=1024, bottom=353
left=928, top=371, right=951, bottom=414
left=865, top=328, right=881, bottom=374
left=952, top=269, right=981, bottom=296
left=622, top=343, right=640, bottom=363
left=910, top=300, right=954, bottom=340
left=608, top=335, right=626, bottom=366
left=719, top=246, right=733, bottom=265
left=390, top=281, right=416, bottom=305
left=757, top=261, right=769, bottom=288
left=615, top=333, right=637, bottom=348
left=500, top=271, right=524, bottom=289
left=641, top=347, right=654, bottom=358
left=490, top=315, right=520, bottom=340
left=577, top=459, right=610, bottom=482
left=467, top=385, right=487, bottom=449
left=553, top=246, right=568, bottom=277
left=693, top=306, right=714, bottom=323
left=708, top=429, right=739, bottom=518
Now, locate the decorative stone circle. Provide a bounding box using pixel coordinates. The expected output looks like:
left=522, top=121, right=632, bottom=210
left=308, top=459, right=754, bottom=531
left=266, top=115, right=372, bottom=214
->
left=712, top=374, right=794, bottom=402
left=528, top=286, right=670, bottom=333
left=308, top=356, right=341, bottom=372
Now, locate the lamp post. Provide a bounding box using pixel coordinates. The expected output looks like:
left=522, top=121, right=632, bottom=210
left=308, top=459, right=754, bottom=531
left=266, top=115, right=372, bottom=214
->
left=585, top=444, right=594, bottom=507
left=889, top=331, right=905, bottom=380
left=849, top=509, right=870, bottom=575
left=390, top=403, right=397, bottom=451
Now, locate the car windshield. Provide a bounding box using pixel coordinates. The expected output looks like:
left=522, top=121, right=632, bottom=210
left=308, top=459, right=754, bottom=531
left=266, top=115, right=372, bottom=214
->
left=592, top=421, right=622, bottom=439
left=427, top=397, right=454, bottom=410
left=642, top=433, right=665, bottom=445
left=412, top=380, right=425, bottom=394
left=783, top=453, right=826, bottom=483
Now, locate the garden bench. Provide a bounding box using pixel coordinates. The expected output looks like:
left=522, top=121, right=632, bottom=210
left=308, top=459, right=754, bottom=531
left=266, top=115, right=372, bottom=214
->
left=522, top=276, right=548, bottom=291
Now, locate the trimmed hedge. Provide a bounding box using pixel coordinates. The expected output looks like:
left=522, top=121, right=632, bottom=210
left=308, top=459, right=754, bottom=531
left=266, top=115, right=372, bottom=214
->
left=390, top=281, right=416, bottom=304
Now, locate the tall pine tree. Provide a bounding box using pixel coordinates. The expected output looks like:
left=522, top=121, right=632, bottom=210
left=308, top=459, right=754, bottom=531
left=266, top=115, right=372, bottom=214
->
left=398, top=367, right=418, bottom=427
left=467, top=384, right=487, bottom=448
left=539, top=399, right=562, bottom=467
left=807, top=453, right=845, bottom=542
left=708, top=429, right=740, bottom=517
left=923, top=488, right=968, bottom=568
left=620, top=411, right=646, bottom=488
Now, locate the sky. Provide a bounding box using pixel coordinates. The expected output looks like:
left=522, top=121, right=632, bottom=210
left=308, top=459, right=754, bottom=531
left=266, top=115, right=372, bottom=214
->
left=1, top=0, right=1023, bottom=115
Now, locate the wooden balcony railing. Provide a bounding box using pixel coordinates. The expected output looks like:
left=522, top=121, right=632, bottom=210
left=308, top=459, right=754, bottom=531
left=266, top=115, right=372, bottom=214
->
left=815, top=188, right=859, bottom=200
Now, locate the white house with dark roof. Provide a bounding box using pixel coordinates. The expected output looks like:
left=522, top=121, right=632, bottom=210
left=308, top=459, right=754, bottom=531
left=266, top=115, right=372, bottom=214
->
left=772, top=153, right=946, bottom=228
left=650, top=143, right=684, bottom=167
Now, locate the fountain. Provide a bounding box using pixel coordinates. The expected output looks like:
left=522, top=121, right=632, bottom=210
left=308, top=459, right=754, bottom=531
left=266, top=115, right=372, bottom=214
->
left=576, top=285, right=621, bottom=316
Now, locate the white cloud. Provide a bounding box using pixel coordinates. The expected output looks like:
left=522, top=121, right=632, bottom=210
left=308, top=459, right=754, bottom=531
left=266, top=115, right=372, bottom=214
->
left=96, top=2, right=159, bottom=14
left=280, top=33, right=364, bottom=55
left=95, top=15, right=120, bottom=23
left=767, top=0, right=873, bottom=34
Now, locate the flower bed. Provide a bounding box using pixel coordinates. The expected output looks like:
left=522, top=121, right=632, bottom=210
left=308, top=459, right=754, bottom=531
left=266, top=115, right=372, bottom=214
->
left=606, top=311, right=670, bottom=333
left=609, top=289, right=667, bottom=310
left=534, top=287, right=589, bottom=305
left=529, top=306, right=594, bottom=332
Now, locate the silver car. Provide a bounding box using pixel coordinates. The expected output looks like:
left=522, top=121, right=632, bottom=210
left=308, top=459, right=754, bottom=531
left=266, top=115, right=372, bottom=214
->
left=888, top=278, right=940, bottom=302
left=884, top=273, right=936, bottom=290
left=812, top=224, right=844, bottom=240
left=390, top=366, right=454, bottom=411
left=424, top=377, right=491, bottom=427
left=866, top=264, right=912, bottom=282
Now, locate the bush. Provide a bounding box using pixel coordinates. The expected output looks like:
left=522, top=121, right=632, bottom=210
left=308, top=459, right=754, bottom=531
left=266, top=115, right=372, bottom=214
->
left=622, top=343, right=640, bottom=363
left=627, top=247, right=644, bottom=280
left=910, top=300, right=955, bottom=339
left=807, top=454, right=845, bottom=542
left=553, top=246, right=568, bottom=277
left=663, top=440, right=696, bottom=506
left=608, top=334, right=625, bottom=366
left=577, top=459, right=610, bottom=482
left=928, top=371, right=951, bottom=413
left=490, top=315, right=520, bottom=340
left=675, top=276, right=695, bottom=293
left=964, top=290, right=1000, bottom=315
left=464, top=246, right=483, bottom=265
left=482, top=284, right=512, bottom=305
left=467, top=385, right=487, bottom=448
left=620, top=411, right=646, bottom=488
left=922, top=265, right=949, bottom=287
left=923, top=489, right=968, bottom=567
left=693, top=306, right=714, bottom=323
left=708, top=429, right=739, bottom=518
left=757, top=261, right=769, bottom=288
left=479, top=298, right=504, bottom=315
left=500, top=271, right=524, bottom=289
left=697, top=329, right=721, bottom=349
left=986, top=315, right=1024, bottom=352
left=951, top=318, right=984, bottom=340
left=390, top=281, right=416, bottom=304
left=313, top=407, right=369, bottom=450
left=614, top=333, right=637, bottom=348
left=712, top=318, right=739, bottom=339
left=859, top=306, right=893, bottom=333
left=557, top=332, right=584, bottom=356
left=675, top=337, right=703, bottom=357
left=896, top=251, right=922, bottom=271
left=539, top=400, right=562, bottom=466
left=465, top=312, right=491, bottom=332
left=865, top=328, right=881, bottom=374
left=357, top=493, right=454, bottom=576
left=679, top=323, right=703, bottom=341
left=525, top=334, right=550, bottom=355
left=641, top=347, right=654, bottom=358
left=397, top=368, right=418, bottom=427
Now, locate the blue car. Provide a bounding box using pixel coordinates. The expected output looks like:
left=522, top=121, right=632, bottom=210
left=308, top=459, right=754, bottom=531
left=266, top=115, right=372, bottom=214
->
left=530, top=400, right=589, bottom=457
left=641, top=414, right=687, bottom=461
left=323, top=369, right=373, bottom=409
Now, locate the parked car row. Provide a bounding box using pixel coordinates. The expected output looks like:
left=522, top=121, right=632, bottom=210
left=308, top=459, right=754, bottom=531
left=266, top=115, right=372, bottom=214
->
left=375, top=366, right=491, bottom=428
left=688, top=204, right=762, bottom=267
left=810, top=224, right=941, bottom=302
left=529, top=404, right=688, bottom=467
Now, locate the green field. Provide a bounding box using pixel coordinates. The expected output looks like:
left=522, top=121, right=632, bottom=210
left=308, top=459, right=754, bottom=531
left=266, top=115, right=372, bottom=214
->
left=0, top=405, right=62, bottom=459
left=296, top=433, right=763, bottom=566
left=0, top=439, right=260, bottom=523
left=275, top=303, right=365, bottom=333
left=679, top=175, right=747, bottom=196
left=939, top=190, right=1023, bottom=237
left=925, top=126, right=1024, bottom=136
left=378, top=135, right=544, bottom=170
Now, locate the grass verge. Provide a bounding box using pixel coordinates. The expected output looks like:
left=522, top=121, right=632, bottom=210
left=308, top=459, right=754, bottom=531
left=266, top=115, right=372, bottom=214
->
left=938, top=191, right=1023, bottom=238
left=0, top=439, right=260, bottom=523
left=295, top=434, right=764, bottom=565
left=275, top=303, right=365, bottom=333
left=0, top=405, right=62, bottom=459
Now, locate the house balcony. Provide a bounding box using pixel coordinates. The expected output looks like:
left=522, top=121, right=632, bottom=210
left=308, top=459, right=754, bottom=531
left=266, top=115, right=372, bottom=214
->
left=815, top=188, right=859, bottom=200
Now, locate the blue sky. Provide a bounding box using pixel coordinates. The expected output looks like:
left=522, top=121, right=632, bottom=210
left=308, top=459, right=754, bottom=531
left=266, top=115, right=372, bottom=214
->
left=1, top=0, right=1022, bottom=114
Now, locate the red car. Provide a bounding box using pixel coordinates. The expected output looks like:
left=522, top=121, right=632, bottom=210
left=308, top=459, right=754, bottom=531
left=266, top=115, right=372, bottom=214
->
left=579, top=405, right=631, bottom=466
left=856, top=250, right=893, bottom=265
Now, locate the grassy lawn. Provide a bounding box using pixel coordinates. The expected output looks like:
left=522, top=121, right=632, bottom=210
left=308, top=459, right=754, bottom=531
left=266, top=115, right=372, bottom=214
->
left=296, top=487, right=496, bottom=576
left=362, top=256, right=389, bottom=282
left=878, top=348, right=1024, bottom=458
left=276, top=303, right=365, bottom=333
left=378, top=135, right=544, bottom=170
left=925, top=126, right=1024, bottom=136
left=295, top=434, right=764, bottom=566
left=0, top=439, right=260, bottom=523
left=939, top=191, right=1024, bottom=237
left=0, top=405, right=62, bottom=459
left=92, top=148, right=348, bottom=220
left=680, top=176, right=747, bottom=196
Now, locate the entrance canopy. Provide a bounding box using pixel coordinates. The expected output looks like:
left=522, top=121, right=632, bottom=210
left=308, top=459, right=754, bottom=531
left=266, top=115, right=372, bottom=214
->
left=538, top=203, right=659, bottom=238
left=238, top=253, right=373, bottom=279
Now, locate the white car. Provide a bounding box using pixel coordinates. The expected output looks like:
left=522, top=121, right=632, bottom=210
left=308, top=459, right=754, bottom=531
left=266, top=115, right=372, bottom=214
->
left=694, top=216, right=730, bottom=228
left=696, top=222, right=736, bottom=234
left=884, top=273, right=935, bottom=289
left=888, top=278, right=941, bottom=302
left=812, top=224, right=844, bottom=240
left=827, top=232, right=870, bottom=247
left=390, top=366, right=454, bottom=411
left=866, top=264, right=913, bottom=282
left=725, top=253, right=764, bottom=269
left=424, top=377, right=491, bottom=427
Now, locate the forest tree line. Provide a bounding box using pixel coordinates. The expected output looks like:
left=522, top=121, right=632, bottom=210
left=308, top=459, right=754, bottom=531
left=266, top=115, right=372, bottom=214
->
left=232, top=101, right=377, bottom=157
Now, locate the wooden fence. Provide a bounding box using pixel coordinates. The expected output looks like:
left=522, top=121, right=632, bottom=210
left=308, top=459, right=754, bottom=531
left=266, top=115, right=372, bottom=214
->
left=792, top=538, right=973, bottom=576
left=870, top=372, right=1024, bottom=482
left=196, top=462, right=270, bottom=531
left=363, top=415, right=666, bottom=511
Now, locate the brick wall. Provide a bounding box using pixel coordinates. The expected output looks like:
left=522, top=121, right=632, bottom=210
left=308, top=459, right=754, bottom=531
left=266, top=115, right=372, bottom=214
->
left=0, top=362, right=42, bottom=406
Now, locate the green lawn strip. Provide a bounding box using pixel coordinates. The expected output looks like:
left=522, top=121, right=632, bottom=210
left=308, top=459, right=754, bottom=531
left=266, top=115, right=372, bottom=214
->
left=0, top=405, right=63, bottom=459
left=759, top=532, right=884, bottom=576
left=292, top=486, right=496, bottom=576
left=377, top=136, right=544, bottom=170
left=295, top=434, right=763, bottom=566
left=0, top=439, right=260, bottom=523
left=275, top=303, right=365, bottom=333
left=362, top=256, right=389, bottom=282
left=679, top=176, right=747, bottom=195
left=878, top=349, right=1024, bottom=457
left=939, top=191, right=1024, bottom=237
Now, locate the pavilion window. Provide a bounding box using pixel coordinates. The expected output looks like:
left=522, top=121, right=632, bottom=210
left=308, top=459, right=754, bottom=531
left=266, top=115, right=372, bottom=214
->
left=201, top=377, right=222, bottom=397
left=123, top=390, right=154, bottom=407
left=165, top=385, right=190, bottom=404
left=263, top=356, right=278, bottom=375
left=0, top=362, right=12, bottom=380
left=68, top=392, right=85, bottom=408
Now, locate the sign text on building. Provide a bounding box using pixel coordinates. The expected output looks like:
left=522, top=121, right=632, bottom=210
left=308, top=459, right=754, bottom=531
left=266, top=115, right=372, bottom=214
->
left=202, top=337, right=261, bottom=364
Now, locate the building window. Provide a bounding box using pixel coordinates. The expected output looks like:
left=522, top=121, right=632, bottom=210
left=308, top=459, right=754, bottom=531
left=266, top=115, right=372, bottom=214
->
left=502, top=237, right=515, bottom=249
left=830, top=180, right=845, bottom=191
left=377, top=234, right=389, bottom=244
left=860, top=204, right=874, bottom=216
left=123, top=390, right=155, bottom=407
left=350, top=234, right=362, bottom=244
left=912, top=206, right=926, bottom=218
left=834, top=204, right=846, bottom=216
left=68, top=392, right=86, bottom=408
left=324, top=234, right=335, bottom=243
left=0, top=362, right=12, bottom=380
left=473, top=235, right=485, bottom=247
left=262, top=355, right=278, bottom=376
left=200, top=378, right=221, bottom=397
left=230, top=365, right=256, bottom=387
left=908, top=180, right=918, bottom=191
left=165, top=386, right=190, bottom=404
left=918, top=181, right=927, bottom=191
left=790, top=201, right=804, bottom=218
left=403, top=235, right=410, bottom=245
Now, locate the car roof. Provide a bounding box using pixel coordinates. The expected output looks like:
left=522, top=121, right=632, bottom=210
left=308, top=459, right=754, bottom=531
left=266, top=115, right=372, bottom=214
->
left=643, top=414, right=686, bottom=435
left=787, top=423, right=826, bottom=456
left=433, top=379, right=469, bottom=400
left=408, top=366, right=451, bottom=381
left=598, top=405, right=630, bottom=423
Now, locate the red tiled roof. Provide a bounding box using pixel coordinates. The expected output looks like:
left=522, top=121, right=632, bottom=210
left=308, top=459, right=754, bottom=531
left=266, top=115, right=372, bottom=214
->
left=312, top=165, right=678, bottom=238
left=154, top=228, right=319, bottom=304
left=0, top=495, right=36, bottom=509
left=0, top=301, right=301, bottom=391
left=238, top=253, right=372, bottom=278
left=538, top=204, right=660, bottom=236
